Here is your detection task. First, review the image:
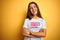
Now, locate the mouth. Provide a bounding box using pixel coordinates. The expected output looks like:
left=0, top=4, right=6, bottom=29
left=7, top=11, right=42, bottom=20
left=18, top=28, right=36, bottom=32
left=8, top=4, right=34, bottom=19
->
left=33, top=10, right=36, bottom=12
left=33, top=10, right=37, bottom=13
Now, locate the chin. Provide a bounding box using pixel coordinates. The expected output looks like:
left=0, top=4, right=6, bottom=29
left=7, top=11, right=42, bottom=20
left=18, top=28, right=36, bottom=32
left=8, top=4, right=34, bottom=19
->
left=34, top=12, right=37, bottom=14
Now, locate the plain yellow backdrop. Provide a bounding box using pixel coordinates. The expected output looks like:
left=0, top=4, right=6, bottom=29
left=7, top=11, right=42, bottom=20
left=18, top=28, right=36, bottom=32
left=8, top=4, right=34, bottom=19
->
left=1, top=0, right=60, bottom=40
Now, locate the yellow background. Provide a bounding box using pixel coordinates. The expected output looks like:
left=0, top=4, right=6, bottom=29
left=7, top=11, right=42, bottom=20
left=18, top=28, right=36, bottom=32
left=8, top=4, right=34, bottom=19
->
left=1, top=0, right=60, bottom=40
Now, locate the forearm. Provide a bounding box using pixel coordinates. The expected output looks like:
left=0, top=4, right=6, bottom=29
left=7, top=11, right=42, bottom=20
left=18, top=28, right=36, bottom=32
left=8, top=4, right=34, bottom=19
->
left=23, top=28, right=36, bottom=38
left=22, top=28, right=46, bottom=38
left=23, top=33, right=36, bottom=38
left=31, top=32, right=46, bottom=37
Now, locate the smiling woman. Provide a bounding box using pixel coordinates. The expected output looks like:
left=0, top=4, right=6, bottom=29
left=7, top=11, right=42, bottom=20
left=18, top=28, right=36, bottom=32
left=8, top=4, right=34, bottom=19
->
left=22, top=2, right=46, bottom=40
left=1, top=0, right=59, bottom=40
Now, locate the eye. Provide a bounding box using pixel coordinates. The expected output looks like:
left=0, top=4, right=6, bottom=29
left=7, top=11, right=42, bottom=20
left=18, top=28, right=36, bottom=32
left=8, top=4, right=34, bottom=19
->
left=34, top=6, right=36, bottom=8
left=34, top=5, right=36, bottom=8
left=30, top=7, right=32, bottom=9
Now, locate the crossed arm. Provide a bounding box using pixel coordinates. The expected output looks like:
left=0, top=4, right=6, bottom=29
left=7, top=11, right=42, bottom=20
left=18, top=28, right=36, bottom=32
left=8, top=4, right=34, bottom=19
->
left=22, top=27, right=46, bottom=38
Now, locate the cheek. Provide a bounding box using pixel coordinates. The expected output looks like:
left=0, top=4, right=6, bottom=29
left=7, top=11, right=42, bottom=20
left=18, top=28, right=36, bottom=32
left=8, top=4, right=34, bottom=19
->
left=35, top=8, right=37, bottom=12
left=30, top=9, right=33, bottom=13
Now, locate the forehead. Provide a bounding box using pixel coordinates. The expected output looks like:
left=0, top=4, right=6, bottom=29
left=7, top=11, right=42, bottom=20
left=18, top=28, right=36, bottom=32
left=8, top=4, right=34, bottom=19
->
left=30, top=4, right=36, bottom=7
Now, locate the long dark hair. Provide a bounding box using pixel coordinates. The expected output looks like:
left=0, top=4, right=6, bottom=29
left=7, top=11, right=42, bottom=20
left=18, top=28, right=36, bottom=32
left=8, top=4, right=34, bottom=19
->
left=26, top=2, right=43, bottom=20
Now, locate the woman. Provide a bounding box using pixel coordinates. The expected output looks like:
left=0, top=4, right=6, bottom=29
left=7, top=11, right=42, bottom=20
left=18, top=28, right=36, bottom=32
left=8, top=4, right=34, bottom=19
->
left=22, top=2, right=46, bottom=40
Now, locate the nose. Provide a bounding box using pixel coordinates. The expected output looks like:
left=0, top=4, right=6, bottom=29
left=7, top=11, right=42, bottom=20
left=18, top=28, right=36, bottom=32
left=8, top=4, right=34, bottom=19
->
left=32, top=7, right=35, bottom=11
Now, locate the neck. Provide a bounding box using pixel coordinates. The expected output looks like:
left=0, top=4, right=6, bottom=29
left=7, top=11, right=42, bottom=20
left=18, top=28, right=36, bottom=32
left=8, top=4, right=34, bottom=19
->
left=33, top=15, right=39, bottom=19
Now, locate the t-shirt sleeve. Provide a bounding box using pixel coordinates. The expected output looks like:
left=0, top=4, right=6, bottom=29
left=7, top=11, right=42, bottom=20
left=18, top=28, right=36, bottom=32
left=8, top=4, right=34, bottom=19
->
left=23, top=19, right=28, bottom=28
left=41, top=19, right=46, bottom=29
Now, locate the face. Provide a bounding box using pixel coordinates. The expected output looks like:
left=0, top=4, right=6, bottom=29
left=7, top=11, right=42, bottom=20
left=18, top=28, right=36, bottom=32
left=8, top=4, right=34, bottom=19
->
left=30, top=4, right=38, bottom=15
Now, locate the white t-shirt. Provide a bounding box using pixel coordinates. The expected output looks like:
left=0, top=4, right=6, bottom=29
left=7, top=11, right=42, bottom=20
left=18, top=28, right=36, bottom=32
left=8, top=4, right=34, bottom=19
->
left=23, top=18, right=46, bottom=40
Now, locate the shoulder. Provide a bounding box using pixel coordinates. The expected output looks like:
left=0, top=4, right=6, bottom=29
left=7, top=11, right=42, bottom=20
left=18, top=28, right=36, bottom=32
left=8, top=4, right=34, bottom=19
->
left=39, top=18, right=46, bottom=22
left=24, top=18, right=30, bottom=21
